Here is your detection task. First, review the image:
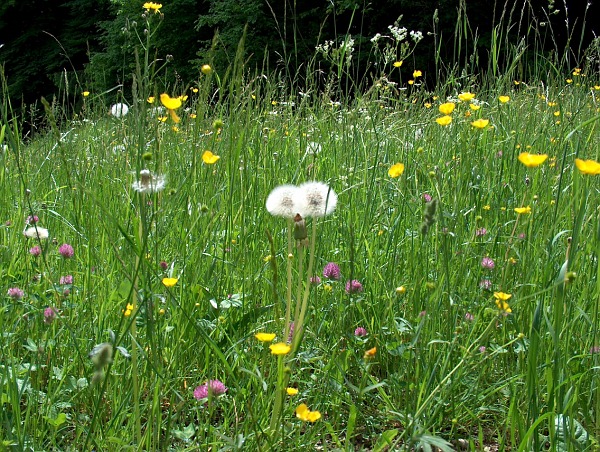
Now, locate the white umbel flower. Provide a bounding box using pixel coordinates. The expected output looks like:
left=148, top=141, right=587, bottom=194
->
left=110, top=103, right=129, bottom=118
left=298, top=181, right=337, bottom=217
left=23, top=226, right=49, bottom=239
left=266, top=185, right=306, bottom=219
left=132, top=169, right=166, bottom=193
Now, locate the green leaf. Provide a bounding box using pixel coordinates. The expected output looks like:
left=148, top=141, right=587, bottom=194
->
left=45, top=412, right=67, bottom=428
left=555, top=414, right=589, bottom=451
left=171, top=423, right=196, bottom=441
left=373, top=429, right=399, bottom=452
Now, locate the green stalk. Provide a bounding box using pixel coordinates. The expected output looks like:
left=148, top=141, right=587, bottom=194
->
left=283, top=220, right=294, bottom=338
left=291, top=220, right=318, bottom=354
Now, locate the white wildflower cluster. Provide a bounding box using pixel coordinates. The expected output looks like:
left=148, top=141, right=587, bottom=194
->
left=410, top=30, right=423, bottom=43
left=339, top=35, right=355, bottom=67
left=388, top=25, right=408, bottom=42
left=370, top=33, right=382, bottom=44
left=316, top=35, right=355, bottom=68
left=266, top=182, right=337, bottom=219
left=316, top=40, right=335, bottom=57
left=370, top=17, right=424, bottom=67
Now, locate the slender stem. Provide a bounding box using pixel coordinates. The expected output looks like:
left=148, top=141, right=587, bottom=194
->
left=283, top=220, right=294, bottom=338
left=292, top=220, right=318, bottom=354
left=132, top=216, right=142, bottom=445
left=269, top=355, right=286, bottom=433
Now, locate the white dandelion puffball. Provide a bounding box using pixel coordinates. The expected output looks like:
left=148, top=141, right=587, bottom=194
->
left=110, top=103, right=129, bottom=118
left=24, top=226, right=49, bottom=240
left=266, top=185, right=307, bottom=219
left=298, top=181, right=337, bottom=217
left=132, top=169, right=166, bottom=193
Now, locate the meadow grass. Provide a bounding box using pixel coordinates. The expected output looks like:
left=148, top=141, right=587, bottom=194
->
left=1, top=5, right=600, bottom=451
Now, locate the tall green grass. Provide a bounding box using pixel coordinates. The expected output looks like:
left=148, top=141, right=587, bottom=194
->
left=1, top=2, right=600, bottom=450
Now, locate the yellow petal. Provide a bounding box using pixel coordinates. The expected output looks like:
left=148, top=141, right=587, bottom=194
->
left=435, top=115, right=452, bottom=126
left=202, top=150, right=220, bottom=164
left=514, top=206, right=531, bottom=214
left=168, top=109, right=181, bottom=123
left=458, top=92, right=476, bottom=102
left=575, top=158, right=600, bottom=175
left=438, top=103, right=455, bottom=115
left=388, top=163, right=405, bottom=178
left=493, top=292, right=512, bottom=301
left=255, top=333, right=276, bottom=342
left=518, top=152, right=548, bottom=168
left=160, top=93, right=182, bottom=110
left=286, top=387, right=299, bottom=396
left=162, top=277, right=178, bottom=287
left=269, top=342, right=291, bottom=355
left=471, top=119, right=490, bottom=129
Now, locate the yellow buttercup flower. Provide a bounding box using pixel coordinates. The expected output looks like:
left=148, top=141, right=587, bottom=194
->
left=201, top=64, right=212, bottom=75
left=413, top=70, right=422, bottom=78
left=438, top=102, right=455, bottom=115
left=160, top=93, right=182, bottom=110
left=458, top=92, right=475, bottom=102
left=147, top=96, right=155, bottom=104
left=286, top=387, right=299, bottom=396
left=495, top=299, right=512, bottom=313
left=269, top=342, right=291, bottom=355
left=435, top=115, right=452, bottom=126
left=160, top=93, right=182, bottom=123
left=393, top=61, right=403, bottom=68
left=295, top=403, right=321, bottom=422
left=514, top=206, right=532, bottom=214
left=388, top=163, right=405, bottom=178
left=471, top=119, right=490, bottom=129
left=143, top=2, right=162, bottom=13
left=162, top=277, right=178, bottom=287
left=575, top=158, right=600, bottom=175
left=493, top=292, right=512, bottom=301
left=469, top=103, right=481, bottom=111
left=82, top=91, right=90, bottom=97
left=498, top=95, right=510, bottom=103
left=255, top=332, right=276, bottom=342
left=518, top=152, right=548, bottom=168
left=124, top=303, right=134, bottom=317
left=202, top=150, right=220, bottom=164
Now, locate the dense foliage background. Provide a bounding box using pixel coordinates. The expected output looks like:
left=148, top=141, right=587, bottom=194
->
left=0, top=0, right=598, bottom=131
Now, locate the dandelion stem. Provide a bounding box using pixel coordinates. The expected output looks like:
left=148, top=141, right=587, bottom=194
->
left=284, top=220, right=294, bottom=339
left=292, top=219, right=318, bottom=354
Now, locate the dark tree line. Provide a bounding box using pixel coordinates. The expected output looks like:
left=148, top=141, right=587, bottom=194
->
left=1, top=0, right=598, bottom=114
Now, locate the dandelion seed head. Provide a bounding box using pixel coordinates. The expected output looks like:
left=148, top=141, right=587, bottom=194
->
left=110, top=103, right=129, bottom=118
left=266, top=185, right=305, bottom=219
left=298, top=181, right=337, bottom=217
left=24, top=226, right=49, bottom=240
left=132, top=169, right=166, bottom=193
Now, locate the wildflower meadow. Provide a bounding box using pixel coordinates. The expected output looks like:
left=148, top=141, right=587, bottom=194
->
left=1, top=2, right=600, bottom=451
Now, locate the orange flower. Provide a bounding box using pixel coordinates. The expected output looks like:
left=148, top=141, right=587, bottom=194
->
left=364, top=347, right=377, bottom=358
